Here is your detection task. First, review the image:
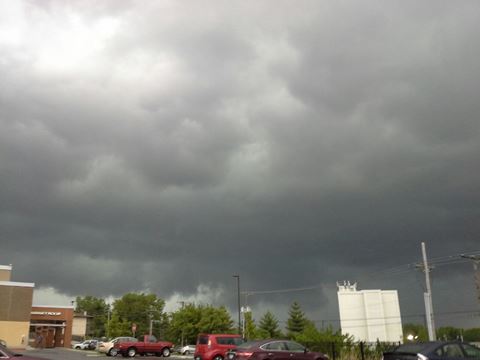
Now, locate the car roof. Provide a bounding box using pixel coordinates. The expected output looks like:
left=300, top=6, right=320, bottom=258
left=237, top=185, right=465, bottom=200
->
left=393, top=342, right=468, bottom=354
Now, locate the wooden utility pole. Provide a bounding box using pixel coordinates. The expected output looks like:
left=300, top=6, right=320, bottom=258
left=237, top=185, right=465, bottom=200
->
left=461, top=254, right=480, bottom=304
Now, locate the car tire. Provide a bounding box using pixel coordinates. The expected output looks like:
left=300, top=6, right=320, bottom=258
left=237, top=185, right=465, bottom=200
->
left=185, top=351, right=191, bottom=355
left=127, top=347, right=137, bottom=357
left=213, top=355, right=223, bottom=360
left=162, top=347, right=171, bottom=357
left=109, top=348, right=118, bottom=357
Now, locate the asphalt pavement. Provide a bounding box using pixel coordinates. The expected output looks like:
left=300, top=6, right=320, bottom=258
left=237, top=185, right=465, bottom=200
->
left=17, top=348, right=191, bottom=360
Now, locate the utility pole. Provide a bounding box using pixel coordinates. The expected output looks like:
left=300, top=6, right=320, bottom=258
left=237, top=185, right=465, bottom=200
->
left=460, top=254, right=480, bottom=304
left=420, top=242, right=436, bottom=340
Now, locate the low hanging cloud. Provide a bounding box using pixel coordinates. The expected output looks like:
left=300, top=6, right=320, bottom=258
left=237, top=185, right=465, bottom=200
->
left=2, top=0, right=480, bottom=328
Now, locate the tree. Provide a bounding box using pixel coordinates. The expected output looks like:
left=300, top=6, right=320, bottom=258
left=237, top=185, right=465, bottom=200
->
left=196, top=305, right=234, bottom=334
left=437, top=326, right=462, bottom=341
left=294, top=323, right=352, bottom=355
left=258, top=311, right=282, bottom=338
left=167, top=303, right=203, bottom=345
left=109, top=293, right=166, bottom=339
left=244, top=311, right=258, bottom=340
left=286, top=302, right=308, bottom=337
left=75, top=296, right=109, bottom=338
left=166, top=304, right=234, bottom=344
left=463, top=328, right=480, bottom=342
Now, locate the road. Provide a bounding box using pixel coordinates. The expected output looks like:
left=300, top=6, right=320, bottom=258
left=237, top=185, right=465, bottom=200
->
left=17, top=348, right=190, bottom=360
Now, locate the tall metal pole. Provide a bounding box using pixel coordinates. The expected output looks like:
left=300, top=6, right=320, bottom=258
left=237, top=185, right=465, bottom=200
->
left=422, top=242, right=436, bottom=340
left=233, top=275, right=241, bottom=335
left=461, top=254, right=480, bottom=304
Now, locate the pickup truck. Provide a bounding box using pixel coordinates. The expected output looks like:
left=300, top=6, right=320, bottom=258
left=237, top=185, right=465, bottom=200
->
left=111, top=335, right=173, bottom=357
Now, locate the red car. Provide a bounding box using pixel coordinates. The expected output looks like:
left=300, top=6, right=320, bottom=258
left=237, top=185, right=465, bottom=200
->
left=0, top=345, right=48, bottom=360
left=111, top=335, right=173, bottom=357
left=228, top=339, right=328, bottom=360
left=194, top=334, right=244, bottom=360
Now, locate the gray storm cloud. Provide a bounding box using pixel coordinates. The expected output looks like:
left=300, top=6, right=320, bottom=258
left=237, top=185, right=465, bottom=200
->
left=1, top=0, right=480, bottom=327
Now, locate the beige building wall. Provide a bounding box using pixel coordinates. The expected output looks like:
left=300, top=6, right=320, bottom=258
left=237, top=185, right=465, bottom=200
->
left=0, top=321, right=30, bottom=348
left=72, top=316, right=88, bottom=338
left=0, top=265, right=12, bottom=281
left=0, top=277, right=34, bottom=350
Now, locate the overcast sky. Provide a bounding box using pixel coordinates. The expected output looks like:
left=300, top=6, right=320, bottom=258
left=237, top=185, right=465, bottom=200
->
left=1, top=0, right=480, bottom=330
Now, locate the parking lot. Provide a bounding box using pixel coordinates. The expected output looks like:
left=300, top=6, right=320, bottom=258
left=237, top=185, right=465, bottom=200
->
left=17, top=348, right=190, bottom=360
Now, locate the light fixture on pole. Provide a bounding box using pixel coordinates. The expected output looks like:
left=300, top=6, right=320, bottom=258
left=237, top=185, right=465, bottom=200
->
left=233, top=275, right=241, bottom=334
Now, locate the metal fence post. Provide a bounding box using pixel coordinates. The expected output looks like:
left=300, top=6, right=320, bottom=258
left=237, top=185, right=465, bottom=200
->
left=360, top=342, right=365, bottom=360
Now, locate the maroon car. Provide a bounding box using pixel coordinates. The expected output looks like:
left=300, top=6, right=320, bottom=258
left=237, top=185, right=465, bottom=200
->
left=228, top=340, right=328, bottom=360
left=0, top=345, right=48, bottom=360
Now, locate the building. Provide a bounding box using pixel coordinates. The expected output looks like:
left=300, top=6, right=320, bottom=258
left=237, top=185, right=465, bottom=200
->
left=337, top=281, right=403, bottom=343
left=0, top=264, right=75, bottom=349
left=0, top=265, right=34, bottom=348
left=30, top=305, right=74, bottom=348
left=72, top=312, right=92, bottom=341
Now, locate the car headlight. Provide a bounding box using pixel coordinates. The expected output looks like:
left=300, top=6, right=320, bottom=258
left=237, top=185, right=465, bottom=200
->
left=417, top=354, right=429, bottom=360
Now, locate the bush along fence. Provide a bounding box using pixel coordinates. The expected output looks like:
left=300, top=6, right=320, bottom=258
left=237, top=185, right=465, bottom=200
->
left=307, top=341, right=401, bottom=360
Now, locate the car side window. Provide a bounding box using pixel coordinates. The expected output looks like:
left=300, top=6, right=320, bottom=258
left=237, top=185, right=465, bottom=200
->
left=264, top=342, right=287, bottom=351
left=286, top=341, right=305, bottom=352
left=462, top=344, right=480, bottom=358
left=440, top=344, right=465, bottom=358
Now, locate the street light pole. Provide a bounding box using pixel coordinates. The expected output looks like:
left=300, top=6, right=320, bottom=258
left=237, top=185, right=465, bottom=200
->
left=233, top=275, right=241, bottom=335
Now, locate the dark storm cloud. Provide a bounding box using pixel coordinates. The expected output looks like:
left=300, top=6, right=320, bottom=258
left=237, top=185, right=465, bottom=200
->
left=1, top=0, right=480, bottom=326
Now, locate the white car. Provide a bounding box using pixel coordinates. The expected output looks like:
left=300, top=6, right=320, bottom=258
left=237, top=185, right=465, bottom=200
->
left=181, top=345, right=196, bottom=355
left=73, top=339, right=97, bottom=350
left=97, top=337, right=137, bottom=356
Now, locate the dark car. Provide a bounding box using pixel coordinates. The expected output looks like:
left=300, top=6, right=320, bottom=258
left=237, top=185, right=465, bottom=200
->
left=383, top=342, right=480, bottom=360
left=0, top=344, right=48, bottom=360
left=227, top=339, right=328, bottom=360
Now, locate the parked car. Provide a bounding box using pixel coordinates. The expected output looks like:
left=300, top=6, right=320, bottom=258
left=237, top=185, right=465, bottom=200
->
left=111, top=334, right=173, bottom=357
left=73, top=339, right=97, bottom=350
left=383, top=341, right=480, bottom=360
left=194, top=334, right=244, bottom=360
left=97, top=337, right=138, bottom=356
left=181, top=345, right=196, bottom=355
left=0, top=343, right=47, bottom=360
left=227, top=340, right=328, bottom=360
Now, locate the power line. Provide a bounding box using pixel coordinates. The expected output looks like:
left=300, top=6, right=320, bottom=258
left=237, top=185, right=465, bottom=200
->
left=243, top=250, right=480, bottom=296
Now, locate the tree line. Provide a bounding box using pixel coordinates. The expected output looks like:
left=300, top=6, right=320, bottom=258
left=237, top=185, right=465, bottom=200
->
left=75, top=293, right=480, bottom=346
left=75, top=294, right=349, bottom=345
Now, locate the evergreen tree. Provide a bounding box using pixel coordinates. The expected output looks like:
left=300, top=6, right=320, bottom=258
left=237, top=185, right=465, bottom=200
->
left=258, top=311, right=282, bottom=338
left=244, top=311, right=257, bottom=340
left=286, top=302, right=307, bottom=337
